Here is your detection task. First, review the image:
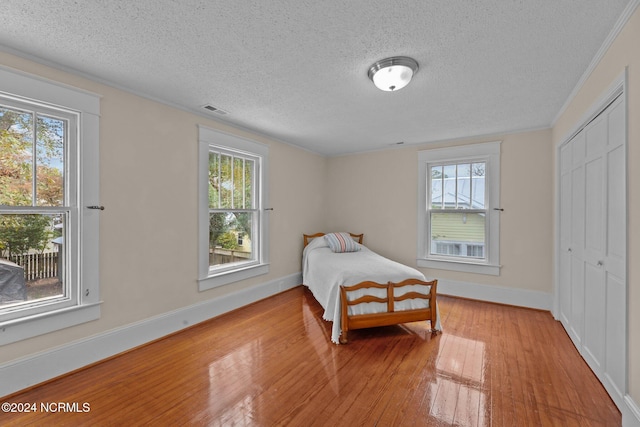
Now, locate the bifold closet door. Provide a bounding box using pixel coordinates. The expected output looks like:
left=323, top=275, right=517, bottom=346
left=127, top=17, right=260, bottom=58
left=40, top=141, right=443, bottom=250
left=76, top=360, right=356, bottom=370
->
left=602, top=98, right=626, bottom=396
left=558, top=130, right=586, bottom=349
left=558, top=94, right=626, bottom=404
left=582, top=108, right=607, bottom=376
left=558, top=142, right=573, bottom=335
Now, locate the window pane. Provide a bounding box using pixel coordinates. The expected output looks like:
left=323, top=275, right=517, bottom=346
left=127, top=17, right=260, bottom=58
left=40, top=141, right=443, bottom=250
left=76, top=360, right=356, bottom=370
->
left=430, top=212, right=485, bottom=259
left=430, top=166, right=442, bottom=208
left=244, top=159, right=254, bottom=209
left=209, top=211, right=254, bottom=268
left=233, top=157, right=244, bottom=209
left=208, top=152, right=220, bottom=209
left=457, top=164, right=471, bottom=209
left=0, top=105, right=33, bottom=207
left=220, top=154, right=232, bottom=208
left=471, top=163, right=486, bottom=209
left=0, top=213, right=65, bottom=308
left=443, top=165, right=456, bottom=208
left=36, top=114, right=65, bottom=206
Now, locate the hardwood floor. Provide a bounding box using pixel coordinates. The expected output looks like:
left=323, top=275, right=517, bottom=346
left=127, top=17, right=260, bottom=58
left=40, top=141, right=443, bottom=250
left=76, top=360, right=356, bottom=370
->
left=1, top=287, right=620, bottom=426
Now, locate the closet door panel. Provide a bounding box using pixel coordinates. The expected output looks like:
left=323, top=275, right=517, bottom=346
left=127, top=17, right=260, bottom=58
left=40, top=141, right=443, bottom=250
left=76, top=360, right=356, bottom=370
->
left=606, top=142, right=626, bottom=277
left=608, top=99, right=625, bottom=148
left=605, top=273, right=626, bottom=393
left=584, top=157, right=604, bottom=263
left=566, top=132, right=585, bottom=346
left=583, top=262, right=605, bottom=373
left=571, top=167, right=585, bottom=260
left=570, top=255, right=584, bottom=345
left=585, top=114, right=606, bottom=157
left=559, top=250, right=572, bottom=328
left=560, top=146, right=573, bottom=250
left=558, top=144, right=573, bottom=328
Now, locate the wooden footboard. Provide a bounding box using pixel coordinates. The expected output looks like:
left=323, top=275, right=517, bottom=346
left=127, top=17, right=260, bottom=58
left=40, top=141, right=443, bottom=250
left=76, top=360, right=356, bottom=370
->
left=339, top=278, right=438, bottom=344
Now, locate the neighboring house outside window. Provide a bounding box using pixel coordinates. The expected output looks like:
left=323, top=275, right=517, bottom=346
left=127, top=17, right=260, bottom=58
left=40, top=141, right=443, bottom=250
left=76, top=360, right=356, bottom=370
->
left=0, top=67, right=100, bottom=345
left=198, top=126, right=269, bottom=291
left=417, top=141, right=501, bottom=276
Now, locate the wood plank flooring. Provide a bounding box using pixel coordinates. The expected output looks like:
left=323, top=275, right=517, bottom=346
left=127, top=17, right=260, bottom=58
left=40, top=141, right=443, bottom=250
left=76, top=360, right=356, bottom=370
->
left=1, top=287, right=620, bottom=426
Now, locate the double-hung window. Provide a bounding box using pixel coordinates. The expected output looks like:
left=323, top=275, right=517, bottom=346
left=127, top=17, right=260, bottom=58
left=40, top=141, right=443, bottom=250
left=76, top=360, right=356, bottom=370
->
left=417, top=141, right=501, bottom=275
left=0, top=67, right=100, bottom=345
left=198, top=126, right=269, bottom=290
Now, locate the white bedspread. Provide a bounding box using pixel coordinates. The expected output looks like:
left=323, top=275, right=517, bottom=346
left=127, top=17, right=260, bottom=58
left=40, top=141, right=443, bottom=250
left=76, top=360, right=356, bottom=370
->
left=302, top=237, right=442, bottom=343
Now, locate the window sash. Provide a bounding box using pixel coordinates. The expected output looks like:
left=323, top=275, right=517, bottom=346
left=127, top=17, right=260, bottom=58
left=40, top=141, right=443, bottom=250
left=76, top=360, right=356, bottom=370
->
left=208, top=148, right=257, bottom=210
left=429, top=162, right=486, bottom=210
left=428, top=210, right=487, bottom=260
left=207, top=209, right=260, bottom=274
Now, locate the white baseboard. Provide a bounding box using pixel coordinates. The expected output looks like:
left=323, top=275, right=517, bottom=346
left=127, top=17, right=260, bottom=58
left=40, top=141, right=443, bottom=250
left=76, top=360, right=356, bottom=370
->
left=437, top=278, right=552, bottom=311
left=624, top=394, right=640, bottom=427
left=0, top=272, right=302, bottom=397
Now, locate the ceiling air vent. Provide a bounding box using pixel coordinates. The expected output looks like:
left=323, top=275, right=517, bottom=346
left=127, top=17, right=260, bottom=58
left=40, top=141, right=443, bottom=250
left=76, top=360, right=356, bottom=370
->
left=202, top=104, right=229, bottom=115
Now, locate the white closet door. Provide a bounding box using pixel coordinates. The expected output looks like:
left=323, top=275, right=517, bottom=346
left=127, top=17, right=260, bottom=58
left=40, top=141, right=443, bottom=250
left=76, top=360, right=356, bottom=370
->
left=582, top=112, right=607, bottom=374
left=603, top=98, right=626, bottom=396
left=569, top=132, right=586, bottom=348
left=557, top=94, right=626, bottom=407
left=558, top=143, right=573, bottom=331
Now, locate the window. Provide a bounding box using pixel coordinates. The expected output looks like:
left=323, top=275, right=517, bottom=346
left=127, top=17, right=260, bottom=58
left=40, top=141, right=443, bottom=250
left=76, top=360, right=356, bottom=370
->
left=417, top=141, right=501, bottom=275
left=0, top=67, right=100, bottom=344
left=198, top=126, right=269, bottom=290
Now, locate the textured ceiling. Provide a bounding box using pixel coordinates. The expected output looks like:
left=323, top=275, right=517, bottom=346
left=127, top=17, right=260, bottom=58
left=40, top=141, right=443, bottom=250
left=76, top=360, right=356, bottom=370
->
left=0, top=1, right=632, bottom=156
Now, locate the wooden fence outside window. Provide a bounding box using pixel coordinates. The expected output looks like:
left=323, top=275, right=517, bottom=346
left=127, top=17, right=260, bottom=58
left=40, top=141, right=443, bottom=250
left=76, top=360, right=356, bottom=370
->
left=9, top=252, right=59, bottom=282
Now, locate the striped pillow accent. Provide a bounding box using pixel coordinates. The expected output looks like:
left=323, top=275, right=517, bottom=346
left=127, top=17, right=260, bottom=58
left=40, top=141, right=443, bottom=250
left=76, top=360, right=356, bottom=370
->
left=324, top=232, right=361, bottom=253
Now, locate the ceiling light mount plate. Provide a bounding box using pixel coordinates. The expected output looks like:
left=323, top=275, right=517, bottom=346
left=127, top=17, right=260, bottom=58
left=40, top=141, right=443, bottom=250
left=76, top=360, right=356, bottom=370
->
left=368, top=56, right=419, bottom=92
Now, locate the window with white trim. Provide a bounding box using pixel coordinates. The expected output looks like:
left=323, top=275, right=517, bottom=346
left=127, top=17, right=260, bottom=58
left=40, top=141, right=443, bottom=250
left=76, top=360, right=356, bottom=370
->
left=417, top=141, right=501, bottom=275
left=0, top=67, right=100, bottom=345
left=198, top=126, right=269, bottom=290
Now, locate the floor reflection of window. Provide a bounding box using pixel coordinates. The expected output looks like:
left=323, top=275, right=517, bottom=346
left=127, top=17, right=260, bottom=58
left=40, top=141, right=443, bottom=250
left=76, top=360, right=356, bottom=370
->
left=302, top=301, right=340, bottom=395
left=207, top=341, right=259, bottom=422
left=430, top=334, right=487, bottom=426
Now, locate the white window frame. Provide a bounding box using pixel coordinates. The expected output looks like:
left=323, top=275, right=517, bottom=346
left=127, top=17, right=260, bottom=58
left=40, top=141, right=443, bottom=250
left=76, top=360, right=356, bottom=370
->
left=0, top=66, right=101, bottom=345
left=198, top=126, right=269, bottom=291
left=417, top=141, right=501, bottom=275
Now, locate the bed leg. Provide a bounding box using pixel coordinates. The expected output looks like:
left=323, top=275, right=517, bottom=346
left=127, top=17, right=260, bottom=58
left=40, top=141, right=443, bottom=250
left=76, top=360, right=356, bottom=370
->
left=339, top=331, right=348, bottom=344
left=429, top=324, right=441, bottom=335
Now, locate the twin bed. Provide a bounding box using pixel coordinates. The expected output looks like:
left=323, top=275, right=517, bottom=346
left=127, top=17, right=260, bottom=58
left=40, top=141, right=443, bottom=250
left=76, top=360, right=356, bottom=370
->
left=302, top=232, right=441, bottom=344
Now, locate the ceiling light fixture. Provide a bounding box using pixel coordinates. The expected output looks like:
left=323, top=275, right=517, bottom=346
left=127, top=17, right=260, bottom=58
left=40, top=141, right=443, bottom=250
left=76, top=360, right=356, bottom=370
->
left=367, top=56, right=419, bottom=92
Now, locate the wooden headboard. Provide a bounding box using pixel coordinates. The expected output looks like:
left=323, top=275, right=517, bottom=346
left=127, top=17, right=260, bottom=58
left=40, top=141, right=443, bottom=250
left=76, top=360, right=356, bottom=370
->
left=303, top=232, right=364, bottom=248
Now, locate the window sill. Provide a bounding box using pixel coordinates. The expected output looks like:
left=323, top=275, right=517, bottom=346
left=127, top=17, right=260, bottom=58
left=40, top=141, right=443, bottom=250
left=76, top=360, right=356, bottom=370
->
left=198, top=263, right=270, bottom=291
left=0, top=302, right=102, bottom=346
left=417, top=258, right=501, bottom=276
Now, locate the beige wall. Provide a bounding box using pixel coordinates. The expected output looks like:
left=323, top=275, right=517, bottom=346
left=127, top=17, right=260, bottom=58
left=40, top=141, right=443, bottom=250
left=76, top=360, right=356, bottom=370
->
left=0, top=51, right=327, bottom=364
left=325, top=129, right=554, bottom=293
left=552, top=6, right=640, bottom=404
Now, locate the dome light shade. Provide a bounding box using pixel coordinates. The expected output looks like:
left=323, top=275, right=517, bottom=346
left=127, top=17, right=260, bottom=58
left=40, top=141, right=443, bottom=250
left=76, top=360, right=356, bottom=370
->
left=368, top=56, right=419, bottom=91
